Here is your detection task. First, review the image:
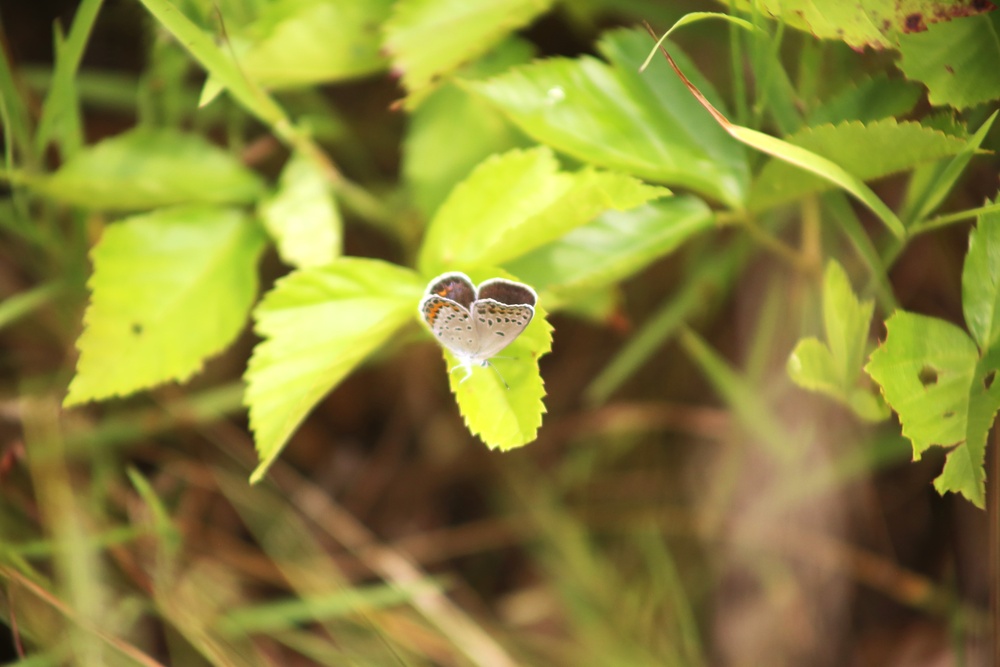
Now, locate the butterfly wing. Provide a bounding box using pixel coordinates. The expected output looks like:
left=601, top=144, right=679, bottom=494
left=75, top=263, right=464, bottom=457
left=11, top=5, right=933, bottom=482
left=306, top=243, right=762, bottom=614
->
left=420, top=295, right=478, bottom=358
left=426, top=272, right=476, bottom=309
left=477, top=278, right=537, bottom=308
left=469, top=299, right=534, bottom=360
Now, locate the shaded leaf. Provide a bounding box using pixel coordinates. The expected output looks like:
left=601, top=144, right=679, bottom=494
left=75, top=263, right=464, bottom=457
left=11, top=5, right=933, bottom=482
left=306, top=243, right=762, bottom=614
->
left=65, top=206, right=266, bottom=405
left=898, top=13, right=1000, bottom=109
left=808, top=75, right=922, bottom=126
left=259, top=152, right=341, bottom=269
left=417, top=147, right=669, bottom=276
left=473, top=28, right=749, bottom=207
left=245, top=259, right=422, bottom=482
left=787, top=261, right=888, bottom=421
left=962, top=206, right=1000, bottom=352
left=505, top=196, right=713, bottom=307
left=39, top=128, right=265, bottom=211
left=749, top=119, right=967, bottom=212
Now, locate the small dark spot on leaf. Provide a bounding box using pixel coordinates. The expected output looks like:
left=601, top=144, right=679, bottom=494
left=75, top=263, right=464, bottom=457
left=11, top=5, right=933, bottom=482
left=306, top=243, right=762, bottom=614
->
left=945, top=65, right=955, bottom=75
left=918, top=365, right=938, bottom=386
left=132, top=323, right=143, bottom=335
left=984, top=369, right=997, bottom=390
left=943, top=410, right=955, bottom=418
left=903, top=13, right=926, bottom=32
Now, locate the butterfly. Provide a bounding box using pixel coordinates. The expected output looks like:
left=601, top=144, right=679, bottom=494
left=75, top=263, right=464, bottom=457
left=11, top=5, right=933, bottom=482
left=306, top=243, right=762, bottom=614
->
left=419, top=272, right=537, bottom=382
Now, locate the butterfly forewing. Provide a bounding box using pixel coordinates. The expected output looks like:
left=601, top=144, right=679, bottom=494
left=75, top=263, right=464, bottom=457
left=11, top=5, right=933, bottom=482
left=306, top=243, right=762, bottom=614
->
left=477, top=278, right=537, bottom=307
left=427, top=272, right=476, bottom=309
left=421, top=295, right=479, bottom=354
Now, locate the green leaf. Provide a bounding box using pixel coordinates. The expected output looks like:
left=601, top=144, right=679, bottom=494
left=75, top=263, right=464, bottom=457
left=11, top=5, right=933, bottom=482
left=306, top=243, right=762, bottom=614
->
left=472, top=28, right=749, bottom=208
left=808, top=75, right=922, bottom=126
left=259, top=152, right=341, bottom=269
left=787, top=261, right=888, bottom=421
left=505, top=196, right=713, bottom=306
left=221, top=0, right=391, bottom=89
left=749, top=119, right=967, bottom=213
left=962, top=206, right=1000, bottom=352
left=731, top=0, right=995, bottom=50
left=38, top=128, right=265, bottom=211
left=865, top=312, right=995, bottom=507
left=245, top=259, right=422, bottom=483
left=65, top=206, right=267, bottom=406
left=869, top=208, right=1000, bottom=506
left=417, top=147, right=669, bottom=276
left=403, top=37, right=535, bottom=219
left=437, top=274, right=553, bottom=450
left=384, top=0, right=554, bottom=106
left=898, top=13, right=1000, bottom=110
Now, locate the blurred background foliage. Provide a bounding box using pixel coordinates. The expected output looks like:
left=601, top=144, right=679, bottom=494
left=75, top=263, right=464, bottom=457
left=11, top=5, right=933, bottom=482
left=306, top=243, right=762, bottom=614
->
left=1, top=0, right=998, bottom=665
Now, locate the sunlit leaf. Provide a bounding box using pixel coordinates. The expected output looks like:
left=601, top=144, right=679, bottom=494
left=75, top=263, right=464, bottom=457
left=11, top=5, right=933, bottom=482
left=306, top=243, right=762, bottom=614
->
left=430, top=271, right=553, bottom=450
left=38, top=128, right=265, bottom=211
left=65, top=206, right=267, bottom=405
left=417, top=147, right=669, bottom=276
left=259, top=152, right=341, bottom=269
left=226, top=0, right=391, bottom=89
left=245, top=259, right=422, bottom=482
left=384, top=0, right=553, bottom=106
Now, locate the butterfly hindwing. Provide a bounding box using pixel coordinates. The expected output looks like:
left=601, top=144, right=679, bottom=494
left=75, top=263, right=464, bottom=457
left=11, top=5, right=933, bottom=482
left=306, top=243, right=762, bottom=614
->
left=470, top=299, right=534, bottom=360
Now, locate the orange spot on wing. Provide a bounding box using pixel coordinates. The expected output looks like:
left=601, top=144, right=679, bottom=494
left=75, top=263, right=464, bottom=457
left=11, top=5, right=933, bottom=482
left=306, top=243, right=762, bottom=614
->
left=425, top=301, right=445, bottom=324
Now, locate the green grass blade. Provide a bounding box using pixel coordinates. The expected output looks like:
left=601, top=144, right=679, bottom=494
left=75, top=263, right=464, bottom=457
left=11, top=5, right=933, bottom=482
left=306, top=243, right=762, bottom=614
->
left=34, top=0, right=104, bottom=157
left=0, top=282, right=60, bottom=331
left=135, top=0, right=288, bottom=131
left=909, top=110, right=998, bottom=225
